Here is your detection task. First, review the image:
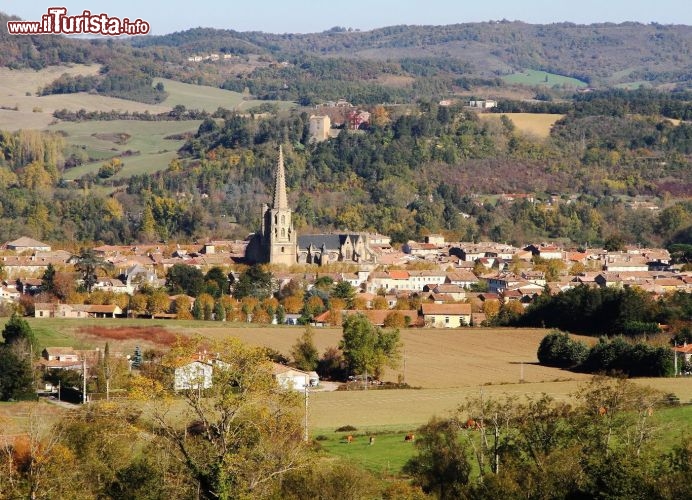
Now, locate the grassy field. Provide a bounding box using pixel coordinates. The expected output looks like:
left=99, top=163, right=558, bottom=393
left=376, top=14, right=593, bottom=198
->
left=49, top=120, right=201, bottom=180
left=154, top=78, right=296, bottom=113
left=503, top=69, right=588, bottom=88
left=313, top=404, right=692, bottom=474
left=0, top=65, right=171, bottom=131
left=479, top=112, right=564, bottom=138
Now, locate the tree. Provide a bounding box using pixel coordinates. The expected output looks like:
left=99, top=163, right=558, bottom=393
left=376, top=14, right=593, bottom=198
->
left=173, top=296, right=193, bottom=320
left=165, top=264, right=205, bottom=297
left=403, top=417, right=471, bottom=499
left=214, top=300, right=226, bottom=321
left=74, top=248, right=113, bottom=293
left=537, top=331, right=589, bottom=368
left=0, top=344, right=35, bottom=400
left=2, top=313, right=38, bottom=350
left=40, top=263, right=56, bottom=295
left=339, top=313, right=401, bottom=379
left=232, top=265, right=274, bottom=300
left=151, top=337, right=309, bottom=499
left=132, top=345, right=143, bottom=369
left=332, top=281, right=356, bottom=308
left=145, top=288, right=170, bottom=318
left=204, top=267, right=229, bottom=297
left=291, top=327, right=319, bottom=371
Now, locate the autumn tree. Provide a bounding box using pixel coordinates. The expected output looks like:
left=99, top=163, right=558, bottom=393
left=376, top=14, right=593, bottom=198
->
left=151, top=337, right=309, bottom=499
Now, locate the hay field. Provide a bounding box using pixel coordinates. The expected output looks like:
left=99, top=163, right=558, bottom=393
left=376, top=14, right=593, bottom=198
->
left=19, top=318, right=692, bottom=430
left=480, top=112, right=564, bottom=138
left=0, top=65, right=171, bottom=131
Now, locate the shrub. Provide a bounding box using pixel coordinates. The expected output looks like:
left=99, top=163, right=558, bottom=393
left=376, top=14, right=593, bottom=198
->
left=537, top=331, right=588, bottom=368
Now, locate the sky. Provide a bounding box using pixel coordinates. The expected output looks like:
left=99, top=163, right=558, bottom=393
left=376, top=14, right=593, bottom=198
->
left=2, top=0, right=690, bottom=35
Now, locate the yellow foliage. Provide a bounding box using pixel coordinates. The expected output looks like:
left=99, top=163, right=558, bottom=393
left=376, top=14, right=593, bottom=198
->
left=103, top=197, right=124, bottom=220
left=127, top=374, right=168, bottom=401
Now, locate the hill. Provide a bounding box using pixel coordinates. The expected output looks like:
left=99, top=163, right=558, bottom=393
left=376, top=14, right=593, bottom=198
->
left=138, top=22, right=692, bottom=89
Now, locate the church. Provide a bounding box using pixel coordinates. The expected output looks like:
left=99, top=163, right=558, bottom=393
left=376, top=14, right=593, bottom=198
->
left=245, top=147, right=378, bottom=266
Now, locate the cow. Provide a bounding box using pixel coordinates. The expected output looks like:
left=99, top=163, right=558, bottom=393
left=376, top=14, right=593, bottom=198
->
left=346, top=434, right=353, bottom=444
left=404, top=433, right=415, bottom=442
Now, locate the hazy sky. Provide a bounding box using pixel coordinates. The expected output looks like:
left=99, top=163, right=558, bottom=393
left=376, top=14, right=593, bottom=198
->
left=3, top=0, right=690, bottom=35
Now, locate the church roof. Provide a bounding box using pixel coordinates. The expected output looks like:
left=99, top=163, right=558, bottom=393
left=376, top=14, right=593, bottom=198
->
left=272, top=146, right=289, bottom=210
left=298, top=234, right=343, bottom=251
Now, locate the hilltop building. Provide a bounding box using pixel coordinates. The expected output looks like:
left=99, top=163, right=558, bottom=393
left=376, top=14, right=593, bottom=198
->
left=308, top=115, right=331, bottom=142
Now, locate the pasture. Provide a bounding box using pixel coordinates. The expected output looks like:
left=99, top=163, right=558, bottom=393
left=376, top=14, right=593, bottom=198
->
left=154, top=78, right=296, bottom=113
left=50, top=120, right=202, bottom=180
left=312, top=404, right=692, bottom=474
left=479, top=112, right=564, bottom=138
left=502, top=69, right=588, bottom=88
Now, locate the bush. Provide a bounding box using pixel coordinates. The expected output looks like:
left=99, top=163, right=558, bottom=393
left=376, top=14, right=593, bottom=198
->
left=335, top=425, right=357, bottom=432
left=537, top=331, right=588, bottom=368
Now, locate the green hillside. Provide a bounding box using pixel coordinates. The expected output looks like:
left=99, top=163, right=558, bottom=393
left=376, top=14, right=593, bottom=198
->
left=155, top=78, right=296, bottom=112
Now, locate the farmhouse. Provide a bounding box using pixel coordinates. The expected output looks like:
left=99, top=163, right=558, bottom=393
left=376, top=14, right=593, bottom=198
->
left=421, top=303, right=472, bottom=328
left=34, top=303, right=123, bottom=318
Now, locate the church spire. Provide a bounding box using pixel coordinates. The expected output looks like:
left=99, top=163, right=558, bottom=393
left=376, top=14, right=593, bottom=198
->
left=272, top=145, right=288, bottom=210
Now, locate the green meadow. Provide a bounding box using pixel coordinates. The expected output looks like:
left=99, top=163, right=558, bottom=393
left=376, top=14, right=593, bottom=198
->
left=154, top=78, right=296, bottom=113
left=503, top=69, right=588, bottom=88
left=51, top=120, right=202, bottom=180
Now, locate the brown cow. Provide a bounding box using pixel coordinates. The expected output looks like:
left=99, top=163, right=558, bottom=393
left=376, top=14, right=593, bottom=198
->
left=404, top=433, right=415, bottom=442
left=346, top=434, right=353, bottom=444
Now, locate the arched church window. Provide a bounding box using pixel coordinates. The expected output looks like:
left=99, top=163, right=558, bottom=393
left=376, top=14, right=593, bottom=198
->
left=281, top=228, right=285, bottom=237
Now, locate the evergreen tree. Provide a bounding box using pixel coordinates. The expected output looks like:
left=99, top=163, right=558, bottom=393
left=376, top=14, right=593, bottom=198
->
left=132, top=345, right=142, bottom=369
left=0, top=345, right=35, bottom=401
left=192, top=298, right=203, bottom=320
left=2, top=313, right=37, bottom=352
left=214, top=301, right=226, bottom=321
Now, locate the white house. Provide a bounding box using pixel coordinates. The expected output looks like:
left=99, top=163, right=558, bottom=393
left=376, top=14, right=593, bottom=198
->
left=173, top=360, right=213, bottom=391
left=272, top=363, right=317, bottom=390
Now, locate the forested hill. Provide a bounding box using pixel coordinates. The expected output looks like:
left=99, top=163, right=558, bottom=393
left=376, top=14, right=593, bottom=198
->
left=1, top=12, right=691, bottom=95
left=134, top=22, right=692, bottom=87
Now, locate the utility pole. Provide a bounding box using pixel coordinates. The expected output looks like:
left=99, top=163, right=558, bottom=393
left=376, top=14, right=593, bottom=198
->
left=674, top=343, right=678, bottom=376
left=303, top=384, right=309, bottom=442
left=82, top=357, right=87, bottom=404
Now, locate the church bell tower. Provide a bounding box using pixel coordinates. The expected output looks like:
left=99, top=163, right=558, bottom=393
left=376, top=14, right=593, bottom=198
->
left=263, top=146, right=296, bottom=265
